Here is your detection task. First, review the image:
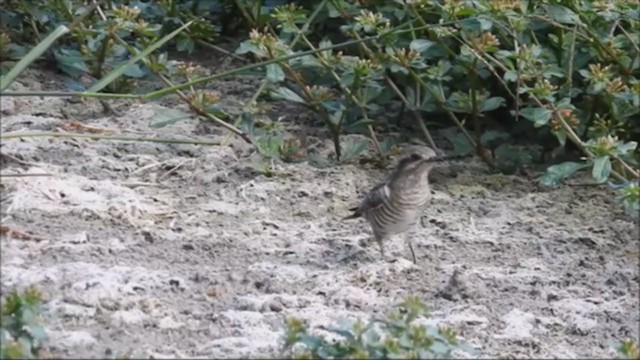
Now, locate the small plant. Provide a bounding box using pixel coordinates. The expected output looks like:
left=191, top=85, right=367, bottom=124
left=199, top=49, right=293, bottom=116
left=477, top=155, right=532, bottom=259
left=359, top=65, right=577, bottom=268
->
left=281, top=296, right=477, bottom=359
left=618, top=339, right=640, bottom=360
left=0, top=287, right=47, bottom=360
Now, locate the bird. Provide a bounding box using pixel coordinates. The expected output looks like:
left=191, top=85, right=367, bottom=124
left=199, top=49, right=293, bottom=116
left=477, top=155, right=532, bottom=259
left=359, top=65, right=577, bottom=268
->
left=343, top=145, right=440, bottom=264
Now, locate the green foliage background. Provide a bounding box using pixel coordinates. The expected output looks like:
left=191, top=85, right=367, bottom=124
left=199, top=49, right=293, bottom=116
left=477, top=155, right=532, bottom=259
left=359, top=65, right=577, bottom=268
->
left=3, top=0, right=637, bottom=213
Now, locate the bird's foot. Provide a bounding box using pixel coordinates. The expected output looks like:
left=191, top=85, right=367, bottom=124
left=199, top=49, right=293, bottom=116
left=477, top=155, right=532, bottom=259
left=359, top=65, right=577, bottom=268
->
left=384, top=256, right=420, bottom=271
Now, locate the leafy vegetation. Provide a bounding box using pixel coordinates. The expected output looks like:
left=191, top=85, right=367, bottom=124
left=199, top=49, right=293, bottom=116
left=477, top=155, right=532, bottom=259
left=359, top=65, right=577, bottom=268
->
left=281, top=296, right=478, bottom=359
left=1, top=0, right=220, bottom=91
left=233, top=0, right=639, bottom=213
left=5, top=0, right=636, bottom=213
left=618, top=339, right=640, bottom=360
left=0, top=287, right=47, bottom=360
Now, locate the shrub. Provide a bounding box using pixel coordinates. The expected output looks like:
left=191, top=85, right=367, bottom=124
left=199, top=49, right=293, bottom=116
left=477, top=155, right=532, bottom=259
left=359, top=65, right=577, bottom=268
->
left=618, top=339, right=640, bottom=360
left=235, top=0, right=639, bottom=214
left=0, top=287, right=47, bottom=360
left=281, top=296, right=478, bottom=359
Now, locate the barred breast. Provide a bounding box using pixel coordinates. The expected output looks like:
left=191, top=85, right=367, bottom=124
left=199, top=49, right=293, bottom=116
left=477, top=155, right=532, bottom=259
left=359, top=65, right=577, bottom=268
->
left=365, top=187, right=431, bottom=238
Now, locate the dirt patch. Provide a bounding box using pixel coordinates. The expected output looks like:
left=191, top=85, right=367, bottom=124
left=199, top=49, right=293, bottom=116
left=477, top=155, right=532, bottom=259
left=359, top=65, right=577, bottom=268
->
left=1, top=67, right=638, bottom=359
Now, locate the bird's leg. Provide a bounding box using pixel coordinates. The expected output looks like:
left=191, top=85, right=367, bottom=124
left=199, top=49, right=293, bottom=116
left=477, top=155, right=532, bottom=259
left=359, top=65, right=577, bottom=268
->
left=405, top=223, right=418, bottom=264
left=375, top=234, right=385, bottom=260
left=408, top=239, right=417, bottom=264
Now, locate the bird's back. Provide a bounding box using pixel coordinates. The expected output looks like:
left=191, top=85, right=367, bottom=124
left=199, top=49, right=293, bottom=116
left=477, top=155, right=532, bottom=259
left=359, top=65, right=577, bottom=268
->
left=364, top=163, right=432, bottom=238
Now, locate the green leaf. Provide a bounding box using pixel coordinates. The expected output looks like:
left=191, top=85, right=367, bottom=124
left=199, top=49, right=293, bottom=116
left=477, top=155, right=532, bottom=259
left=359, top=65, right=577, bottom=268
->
left=308, top=154, right=331, bottom=168
left=297, top=334, right=325, bottom=349
left=345, top=118, right=376, bottom=133
left=271, top=87, right=306, bottom=103
left=16, top=336, right=34, bottom=358
left=339, top=72, right=356, bottom=87
left=1, top=25, right=70, bottom=90
left=429, top=341, right=450, bottom=355
left=539, top=161, right=588, bottom=187
left=87, top=20, right=193, bottom=93
left=494, top=144, right=540, bottom=174
left=176, top=36, right=195, bottom=53
left=148, top=108, right=194, bottom=128
left=266, top=63, right=285, bottom=83
left=250, top=161, right=273, bottom=176
left=615, top=141, right=637, bottom=156
left=293, top=55, right=322, bottom=68
left=504, top=70, right=518, bottom=82
left=1, top=329, right=12, bottom=343
left=459, top=17, right=493, bottom=32
left=328, top=109, right=344, bottom=125
left=122, top=63, right=145, bottom=78
left=362, top=85, right=383, bottom=103
left=546, top=5, right=582, bottom=24
left=578, top=69, right=591, bottom=79
left=479, top=97, right=505, bottom=112
left=27, top=324, right=47, bottom=342
left=552, top=129, right=567, bottom=147
left=409, top=39, right=435, bottom=53
left=389, top=63, right=409, bottom=74
left=520, top=107, right=552, bottom=127
left=478, top=18, right=493, bottom=31
left=257, top=134, right=283, bottom=159
left=54, top=49, right=90, bottom=78
left=480, top=130, right=510, bottom=146
left=327, top=328, right=355, bottom=340
left=592, top=156, right=612, bottom=183
left=340, top=141, right=367, bottom=162
left=235, top=41, right=262, bottom=56
left=440, top=128, right=473, bottom=156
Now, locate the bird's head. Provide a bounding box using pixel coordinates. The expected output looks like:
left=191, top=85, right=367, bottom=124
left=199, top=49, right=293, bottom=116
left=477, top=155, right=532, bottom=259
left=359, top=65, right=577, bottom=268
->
left=396, top=145, right=439, bottom=172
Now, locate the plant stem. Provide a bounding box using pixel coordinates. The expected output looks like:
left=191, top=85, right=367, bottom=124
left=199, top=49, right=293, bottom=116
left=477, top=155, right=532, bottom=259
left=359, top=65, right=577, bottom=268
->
left=155, top=71, right=254, bottom=144
left=0, top=91, right=140, bottom=98
left=469, top=58, right=481, bottom=142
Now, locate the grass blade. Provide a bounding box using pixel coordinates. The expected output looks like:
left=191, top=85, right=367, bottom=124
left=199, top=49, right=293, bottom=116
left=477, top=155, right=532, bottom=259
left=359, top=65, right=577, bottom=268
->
left=86, top=20, right=194, bottom=93
left=0, top=25, right=70, bottom=91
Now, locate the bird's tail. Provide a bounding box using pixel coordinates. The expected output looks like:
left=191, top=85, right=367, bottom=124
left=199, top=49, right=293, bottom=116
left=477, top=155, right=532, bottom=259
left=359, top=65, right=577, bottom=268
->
left=342, top=207, right=361, bottom=220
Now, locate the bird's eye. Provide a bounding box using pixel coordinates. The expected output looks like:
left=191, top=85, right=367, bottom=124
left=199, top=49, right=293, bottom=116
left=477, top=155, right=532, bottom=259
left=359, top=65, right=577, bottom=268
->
left=410, top=153, right=422, bottom=161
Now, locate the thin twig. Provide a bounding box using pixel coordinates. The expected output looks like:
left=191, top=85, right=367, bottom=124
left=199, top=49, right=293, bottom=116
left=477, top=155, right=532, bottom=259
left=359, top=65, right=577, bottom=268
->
left=195, top=39, right=247, bottom=63
left=383, top=76, right=437, bottom=150
left=155, top=71, right=254, bottom=144
left=91, top=0, right=107, bottom=21
left=157, top=158, right=195, bottom=182
left=0, top=225, right=47, bottom=242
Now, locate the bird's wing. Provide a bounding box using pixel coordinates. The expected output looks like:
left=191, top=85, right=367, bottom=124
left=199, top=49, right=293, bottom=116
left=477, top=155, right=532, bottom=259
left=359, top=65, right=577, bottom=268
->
left=343, top=182, right=389, bottom=220
left=362, top=182, right=389, bottom=212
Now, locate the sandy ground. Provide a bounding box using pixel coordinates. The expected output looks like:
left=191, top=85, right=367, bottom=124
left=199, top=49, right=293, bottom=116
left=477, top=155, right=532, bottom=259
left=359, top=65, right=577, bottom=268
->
left=1, top=67, right=639, bottom=359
